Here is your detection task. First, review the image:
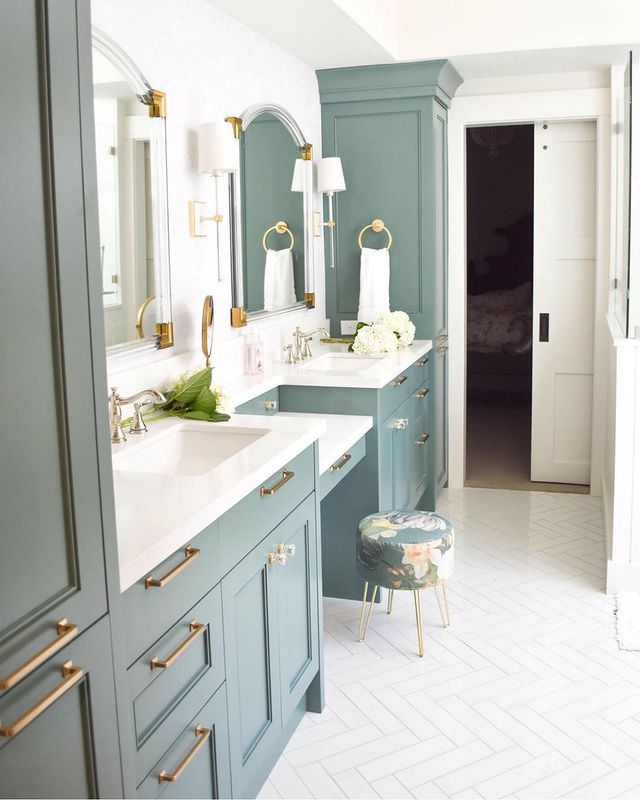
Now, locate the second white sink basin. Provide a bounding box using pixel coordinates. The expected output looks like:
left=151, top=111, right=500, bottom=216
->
left=299, top=353, right=383, bottom=373
left=112, top=422, right=267, bottom=477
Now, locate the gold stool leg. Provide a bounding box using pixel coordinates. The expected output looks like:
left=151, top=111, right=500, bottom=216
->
left=434, top=584, right=449, bottom=628
left=442, top=583, right=451, bottom=627
left=360, top=585, right=379, bottom=643
left=387, top=589, right=394, bottom=615
left=357, top=582, right=369, bottom=642
left=413, top=590, right=425, bottom=657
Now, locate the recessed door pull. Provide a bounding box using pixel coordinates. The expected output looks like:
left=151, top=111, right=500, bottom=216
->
left=539, top=313, right=550, bottom=342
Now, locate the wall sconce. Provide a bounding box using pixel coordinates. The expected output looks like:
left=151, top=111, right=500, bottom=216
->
left=317, top=156, right=346, bottom=269
left=189, top=121, right=239, bottom=281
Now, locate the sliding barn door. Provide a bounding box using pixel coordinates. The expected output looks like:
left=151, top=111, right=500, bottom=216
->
left=530, top=120, right=596, bottom=484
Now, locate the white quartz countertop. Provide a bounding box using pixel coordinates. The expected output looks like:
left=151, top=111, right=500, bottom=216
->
left=277, top=413, right=373, bottom=474
left=226, top=340, right=433, bottom=407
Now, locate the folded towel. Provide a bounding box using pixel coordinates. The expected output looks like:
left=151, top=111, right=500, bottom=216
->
left=264, top=248, right=297, bottom=311
left=357, top=246, right=390, bottom=324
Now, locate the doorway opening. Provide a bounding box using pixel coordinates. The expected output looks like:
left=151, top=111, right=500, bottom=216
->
left=464, top=123, right=590, bottom=493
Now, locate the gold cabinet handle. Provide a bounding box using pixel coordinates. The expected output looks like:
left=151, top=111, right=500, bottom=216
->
left=150, top=621, right=205, bottom=670
left=391, top=375, right=408, bottom=387
left=260, top=469, right=294, bottom=496
left=0, top=619, right=78, bottom=690
left=329, top=453, right=352, bottom=472
left=145, top=546, right=200, bottom=589
left=158, top=725, right=211, bottom=783
left=416, top=388, right=430, bottom=398
left=415, top=432, right=430, bottom=446
left=417, top=357, right=429, bottom=366
left=0, top=661, right=83, bottom=738
left=264, top=400, right=278, bottom=411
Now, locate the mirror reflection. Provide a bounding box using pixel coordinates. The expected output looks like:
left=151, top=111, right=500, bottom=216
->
left=240, top=113, right=305, bottom=313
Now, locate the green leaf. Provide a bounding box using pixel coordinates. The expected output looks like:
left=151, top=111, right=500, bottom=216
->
left=356, top=321, right=369, bottom=331
left=181, top=410, right=213, bottom=421
left=171, top=368, right=212, bottom=406
left=191, top=385, right=216, bottom=416
left=210, top=412, right=230, bottom=422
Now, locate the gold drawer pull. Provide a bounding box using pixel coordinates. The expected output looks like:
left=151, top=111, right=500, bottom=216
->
left=415, top=432, right=430, bottom=446
left=260, top=469, right=294, bottom=496
left=416, top=388, right=430, bottom=398
left=0, top=619, right=78, bottom=690
left=150, top=621, right=206, bottom=670
left=391, top=375, right=408, bottom=387
left=145, top=546, right=200, bottom=589
left=0, top=661, right=83, bottom=738
left=417, top=357, right=429, bottom=366
left=158, top=725, right=211, bottom=783
left=329, top=453, right=352, bottom=472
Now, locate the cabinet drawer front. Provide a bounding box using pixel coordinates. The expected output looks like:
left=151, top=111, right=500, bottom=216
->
left=123, top=520, right=222, bottom=666
left=319, top=434, right=366, bottom=500
left=410, top=353, right=432, bottom=389
left=129, top=585, right=225, bottom=784
left=137, top=684, right=231, bottom=800
left=219, top=445, right=314, bottom=571
left=0, top=617, right=122, bottom=799
left=378, top=358, right=427, bottom=420
left=235, top=388, right=279, bottom=416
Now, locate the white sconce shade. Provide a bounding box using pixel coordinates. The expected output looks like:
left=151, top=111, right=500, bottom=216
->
left=291, top=159, right=305, bottom=192
left=198, top=121, right=239, bottom=176
left=317, top=156, right=346, bottom=193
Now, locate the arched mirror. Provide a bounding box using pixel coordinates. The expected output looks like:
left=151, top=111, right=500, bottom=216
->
left=228, top=103, right=315, bottom=326
left=91, top=27, right=173, bottom=357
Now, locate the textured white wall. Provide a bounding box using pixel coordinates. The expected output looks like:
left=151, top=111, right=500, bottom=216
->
left=92, top=0, right=327, bottom=393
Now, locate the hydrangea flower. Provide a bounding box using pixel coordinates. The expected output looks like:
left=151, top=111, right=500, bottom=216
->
left=352, top=322, right=399, bottom=355
left=378, top=310, right=416, bottom=347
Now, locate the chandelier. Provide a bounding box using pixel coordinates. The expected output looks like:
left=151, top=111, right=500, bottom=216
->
left=469, top=126, right=515, bottom=160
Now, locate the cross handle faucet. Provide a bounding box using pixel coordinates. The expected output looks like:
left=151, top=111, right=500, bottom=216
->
left=109, top=387, right=166, bottom=444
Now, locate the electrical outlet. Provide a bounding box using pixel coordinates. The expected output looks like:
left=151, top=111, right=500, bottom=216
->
left=341, top=320, right=357, bottom=335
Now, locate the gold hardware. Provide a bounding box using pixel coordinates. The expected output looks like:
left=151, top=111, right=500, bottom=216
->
left=268, top=545, right=288, bottom=566
left=304, top=292, right=316, bottom=309
left=155, top=321, right=174, bottom=349
left=264, top=400, right=278, bottom=411
left=413, top=591, right=425, bottom=657
left=201, top=295, right=214, bottom=367
left=145, top=546, right=200, bottom=589
left=329, top=453, right=352, bottom=473
left=0, top=661, right=83, bottom=737
left=416, top=388, right=430, bottom=398
left=230, top=306, right=247, bottom=327
left=417, top=357, right=429, bottom=366
left=158, top=725, right=211, bottom=783
left=0, top=620, right=78, bottom=690
left=392, top=375, right=408, bottom=387
left=358, top=218, right=393, bottom=251
left=434, top=583, right=451, bottom=628
left=387, top=589, right=394, bottom=615
left=415, top=432, right=430, bottom=446
left=150, top=621, right=205, bottom=670
left=262, top=220, right=294, bottom=252
left=260, top=469, right=294, bottom=496
left=135, top=295, right=155, bottom=340
left=148, top=89, right=166, bottom=119
left=225, top=116, right=242, bottom=138
left=301, top=143, right=313, bottom=161
left=437, top=345, right=448, bottom=356
left=357, top=583, right=379, bottom=642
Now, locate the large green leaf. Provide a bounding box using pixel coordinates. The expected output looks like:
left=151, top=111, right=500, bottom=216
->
left=192, top=385, right=216, bottom=416
left=171, top=368, right=212, bottom=406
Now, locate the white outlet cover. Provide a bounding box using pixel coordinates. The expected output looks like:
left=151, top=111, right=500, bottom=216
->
left=341, top=320, right=357, bottom=335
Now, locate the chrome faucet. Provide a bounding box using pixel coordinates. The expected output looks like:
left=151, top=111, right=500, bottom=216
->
left=292, top=327, right=330, bottom=361
left=109, top=387, right=166, bottom=444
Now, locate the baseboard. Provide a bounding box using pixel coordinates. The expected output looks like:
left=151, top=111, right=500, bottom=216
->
left=606, top=559, right=640, bottom=594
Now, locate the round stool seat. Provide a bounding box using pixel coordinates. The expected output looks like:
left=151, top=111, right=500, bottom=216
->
left=357, top=510, right=454, bottom=591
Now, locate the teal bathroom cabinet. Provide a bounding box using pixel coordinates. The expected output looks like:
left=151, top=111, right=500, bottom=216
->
left=316, top=61, right=461, bottom=493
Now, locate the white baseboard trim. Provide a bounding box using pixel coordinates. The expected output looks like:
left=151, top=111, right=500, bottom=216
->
left=606, top=559, right=640, bottom=594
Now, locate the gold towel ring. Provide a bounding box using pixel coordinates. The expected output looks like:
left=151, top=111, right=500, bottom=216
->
left=262, top=220, right=294, bottom=252
left=135, top=295, right=156, bottom=339
left=357, top=218, right=392, bottom=251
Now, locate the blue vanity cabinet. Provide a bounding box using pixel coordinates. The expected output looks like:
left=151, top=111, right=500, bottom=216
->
left=235, top=387, right=280, bottom=416
left=411, top=382, right=431, bottom=508
left=379, top=395, right=413, bottom=511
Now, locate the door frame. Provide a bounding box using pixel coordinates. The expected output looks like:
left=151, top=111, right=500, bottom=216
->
left=447, top=87, right=611, bottom=493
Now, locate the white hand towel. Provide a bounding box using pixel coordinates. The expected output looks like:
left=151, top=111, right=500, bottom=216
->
left=264, top=248, right=297, bottom=311
left=357, top=246, right=390, bottom=324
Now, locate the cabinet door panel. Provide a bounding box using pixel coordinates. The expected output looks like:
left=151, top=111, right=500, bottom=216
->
left=379, top=397, right=412, bottom=511
left=277, top=496, right=319, bottom=720
left=411, top=383, right=431, bottom=507
left=434, top=348, right=448, bottom=491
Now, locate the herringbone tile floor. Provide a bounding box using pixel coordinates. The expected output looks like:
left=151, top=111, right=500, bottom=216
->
left=258, top=487, right=640, bottom=800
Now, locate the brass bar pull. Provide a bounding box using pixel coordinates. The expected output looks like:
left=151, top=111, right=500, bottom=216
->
left=158, top=725, right=211, bottom=783
left=391, top=375, right=408, bottom=387
left=329, top=453, right=352, bottom=472
left=417, top=357, right=429, bottom=366
left=260, top=469, right=294, bottom=496
left=150, top=621, right=206, bottom=670
left=416, top=388, right=430, bottom=398
left=0, top=661, right=83, bottom=737
left=145, top=546, right=200, bottom=589
left=0, top=619, right=78, bottom=690
left=415, top=432, right=430, bottom=446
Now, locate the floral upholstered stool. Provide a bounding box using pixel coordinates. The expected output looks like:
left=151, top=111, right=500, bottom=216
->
left=356, top=510, right=454, bottom=657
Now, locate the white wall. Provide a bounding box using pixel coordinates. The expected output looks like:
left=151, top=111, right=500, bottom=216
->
left=92, top=0, right=327, bottom=395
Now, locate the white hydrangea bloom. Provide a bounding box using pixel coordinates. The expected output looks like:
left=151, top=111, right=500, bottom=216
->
left=352, top=323, right=399, bottom=355
left=378, top=310, right=416, bottom=347
left=212, top=385, right=234, bottom=415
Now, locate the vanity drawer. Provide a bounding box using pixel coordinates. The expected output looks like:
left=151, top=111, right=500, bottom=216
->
left=319, top=433, right=366, bottom=500
left=378, top=366, right=420, bottom=420
left=129, top=584, right=225, bottom=785
left=122, top=520, right=222, bottom=666
left=235, top=387, right=279, bottom=416
left=410, top=353, right=431, bottom=387
left=137, top=683, right=231, bottom=799
left=219, top=445, right=315, bottom=570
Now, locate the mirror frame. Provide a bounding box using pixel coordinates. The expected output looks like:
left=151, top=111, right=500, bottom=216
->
left=228, top=103, right=315, bottom=327
left=92, top=26, right=174, bottom=358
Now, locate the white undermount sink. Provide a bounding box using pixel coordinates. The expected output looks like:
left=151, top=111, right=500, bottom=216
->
left=112, top=422, right=267, bottom=477
left=299, top=353, right=384, bottom=373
